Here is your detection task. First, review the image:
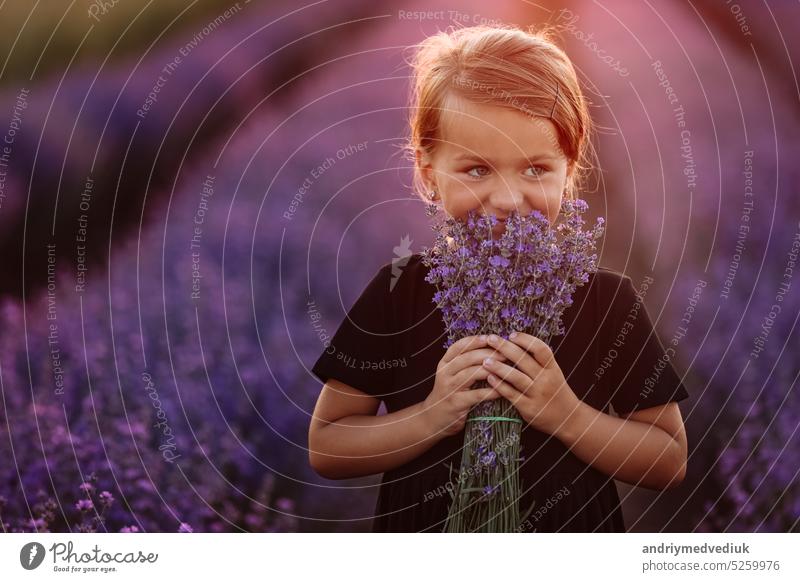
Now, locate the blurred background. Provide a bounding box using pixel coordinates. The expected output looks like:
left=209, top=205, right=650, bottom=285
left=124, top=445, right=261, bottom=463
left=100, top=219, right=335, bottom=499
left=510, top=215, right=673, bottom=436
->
left=0, top=0, right=797, bottom=532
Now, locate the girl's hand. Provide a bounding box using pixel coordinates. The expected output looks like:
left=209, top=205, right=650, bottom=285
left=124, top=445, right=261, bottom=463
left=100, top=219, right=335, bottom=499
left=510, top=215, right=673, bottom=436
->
left=481, top=332, right=582, bottom=437
left=422, top=335, right=505, bottom=437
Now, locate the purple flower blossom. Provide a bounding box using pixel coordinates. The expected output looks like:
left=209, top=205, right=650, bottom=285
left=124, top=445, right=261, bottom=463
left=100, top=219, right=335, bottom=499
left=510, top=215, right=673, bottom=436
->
left=98, top=491, right=114, bottom=507
left=422, top=201, right=604, bottom=349
left=480, top=451, right=497, bottom=468
left=489, top=255, right=510, bottom=268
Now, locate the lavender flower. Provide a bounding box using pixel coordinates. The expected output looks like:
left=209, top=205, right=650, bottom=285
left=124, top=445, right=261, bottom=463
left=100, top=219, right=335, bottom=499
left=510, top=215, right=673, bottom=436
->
left=482, top=485, right=500, bottom=497
left=422, top=200, right=603, bottom=348
left=421, top=198, right=604, bottom=532
left=98, top=491, right=114, bottom=508
left=480, top=451, right=498, bottom=470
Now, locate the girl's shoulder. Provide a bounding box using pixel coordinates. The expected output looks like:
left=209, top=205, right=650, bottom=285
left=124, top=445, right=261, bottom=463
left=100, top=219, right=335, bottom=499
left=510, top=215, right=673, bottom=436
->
left=587, top=267, right=646, bottom=323
left=593, top=266, right=635, bottom=295
left=361, top=253, right=431, bottom=312
left=378, top=252, right=430, bottom=294
left=592, top=267, right=646, bottom=304
left=594, top=265, right=632, bottom=284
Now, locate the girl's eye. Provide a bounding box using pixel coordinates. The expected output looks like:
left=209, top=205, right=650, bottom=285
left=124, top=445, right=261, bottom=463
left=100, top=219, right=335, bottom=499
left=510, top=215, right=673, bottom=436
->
left=525, top=165, right=548, bottom=177
left=464, top=165, right=548, bottom=178
left=466, top=166, right=490, bottom=178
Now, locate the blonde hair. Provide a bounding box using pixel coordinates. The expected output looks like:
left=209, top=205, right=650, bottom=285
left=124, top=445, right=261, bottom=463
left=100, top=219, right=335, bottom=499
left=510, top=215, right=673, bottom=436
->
left=406, top=23, right=594, bottom=201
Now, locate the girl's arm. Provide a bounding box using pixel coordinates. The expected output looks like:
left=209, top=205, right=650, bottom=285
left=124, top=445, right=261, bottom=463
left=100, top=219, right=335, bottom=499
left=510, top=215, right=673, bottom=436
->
left=557, top=401, right=687, bottom=490
left=308, top=379, right=442, bottom=480
left=310, top=335, right=506, bottom=480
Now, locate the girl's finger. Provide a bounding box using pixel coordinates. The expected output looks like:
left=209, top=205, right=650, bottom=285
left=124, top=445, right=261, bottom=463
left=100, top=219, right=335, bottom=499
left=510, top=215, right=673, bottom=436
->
left=441, top=335, right=488, bottom=364
left=487, top=374, right=527, bottom=405
left=485, top=334, right=541, bottom=378
left=451, top=365, right=492, bottom=389
left=507, top=332, right=557, bottom=369
left=448, top=348, right=507, bottom=372
left=461, top=388, right=500, bottom=407
left=482, top=359, right=533, bottom=394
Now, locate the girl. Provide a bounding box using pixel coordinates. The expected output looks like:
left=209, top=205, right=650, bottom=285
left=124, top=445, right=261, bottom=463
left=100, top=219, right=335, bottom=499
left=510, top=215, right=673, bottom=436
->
left=308, top=24, right=689, bottom=532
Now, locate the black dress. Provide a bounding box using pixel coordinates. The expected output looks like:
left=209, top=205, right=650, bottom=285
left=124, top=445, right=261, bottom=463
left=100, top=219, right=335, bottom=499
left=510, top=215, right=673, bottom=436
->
left=311, top=253, right=689, bottom=532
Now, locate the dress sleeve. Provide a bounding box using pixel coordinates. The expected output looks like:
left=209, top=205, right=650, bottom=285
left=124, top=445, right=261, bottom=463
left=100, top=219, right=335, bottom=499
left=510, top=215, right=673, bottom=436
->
left=310, top=263, right=398, bottom=400
left=597, top=274, right=689, bottom=414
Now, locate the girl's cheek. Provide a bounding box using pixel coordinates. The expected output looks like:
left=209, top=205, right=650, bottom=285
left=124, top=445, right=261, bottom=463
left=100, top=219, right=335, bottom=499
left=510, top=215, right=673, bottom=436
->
left=448, top=182, right=487, bottom=207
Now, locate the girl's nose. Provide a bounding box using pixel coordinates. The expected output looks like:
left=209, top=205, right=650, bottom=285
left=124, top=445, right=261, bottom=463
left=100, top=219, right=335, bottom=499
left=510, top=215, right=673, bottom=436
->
left=490, top=186, right=526, bottom=215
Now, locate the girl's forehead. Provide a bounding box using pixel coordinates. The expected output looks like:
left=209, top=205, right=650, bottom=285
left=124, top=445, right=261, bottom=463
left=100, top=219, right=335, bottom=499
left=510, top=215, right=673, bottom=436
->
left=438, top=94, right=563, bottom=160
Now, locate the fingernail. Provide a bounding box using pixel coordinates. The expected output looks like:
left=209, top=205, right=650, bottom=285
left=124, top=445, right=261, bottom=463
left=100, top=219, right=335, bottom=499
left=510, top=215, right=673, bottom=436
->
left=488, top=334, right=498, bottom=343
left=509, top=332, right=518, bottom=339
left=483, top=357, right=494, bottom=366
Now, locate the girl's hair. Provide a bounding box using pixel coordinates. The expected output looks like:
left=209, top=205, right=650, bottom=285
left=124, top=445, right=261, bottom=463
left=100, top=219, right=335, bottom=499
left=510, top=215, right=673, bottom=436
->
left=405, top=23, right=594, bottom=201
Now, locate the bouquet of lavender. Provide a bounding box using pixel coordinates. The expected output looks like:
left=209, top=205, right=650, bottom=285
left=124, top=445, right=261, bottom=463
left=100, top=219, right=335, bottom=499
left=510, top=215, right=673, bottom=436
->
left=420, top=198, right=604, bottom=532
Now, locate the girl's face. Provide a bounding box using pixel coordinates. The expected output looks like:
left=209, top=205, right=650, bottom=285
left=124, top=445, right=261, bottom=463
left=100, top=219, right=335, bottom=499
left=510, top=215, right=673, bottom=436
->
left=417, top=95, right=573, bottom=237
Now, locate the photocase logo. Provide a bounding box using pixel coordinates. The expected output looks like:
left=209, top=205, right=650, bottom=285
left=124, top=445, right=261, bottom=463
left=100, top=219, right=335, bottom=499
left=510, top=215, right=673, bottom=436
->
left=20, top=542, right=46, bottom=570
left=390, top=235, right=413, bottom=291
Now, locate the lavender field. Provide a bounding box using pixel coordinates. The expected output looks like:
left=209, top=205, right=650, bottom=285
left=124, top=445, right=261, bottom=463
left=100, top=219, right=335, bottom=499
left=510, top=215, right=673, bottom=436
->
left=0, top=0, right=798, bottom=532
